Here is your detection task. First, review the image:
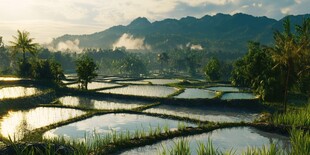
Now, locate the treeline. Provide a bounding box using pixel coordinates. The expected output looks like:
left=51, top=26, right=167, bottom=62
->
left=230, top=18, right=309, bottom=110
left=1, top=39, right=241, bottom=78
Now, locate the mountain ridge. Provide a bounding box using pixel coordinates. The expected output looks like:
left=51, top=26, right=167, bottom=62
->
left=50, top=13, right=310, bottom=53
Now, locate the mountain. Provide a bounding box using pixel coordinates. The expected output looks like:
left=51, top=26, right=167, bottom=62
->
left=50, top=13, right=310, bottom=53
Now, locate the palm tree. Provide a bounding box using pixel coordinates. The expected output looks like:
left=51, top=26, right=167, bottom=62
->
left=270, top=18, right=309, bottom=112
left=10, top=30, right=38, bottom=63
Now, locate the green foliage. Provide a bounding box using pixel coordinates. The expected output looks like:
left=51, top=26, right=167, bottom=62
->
left=76, top=55, right=98, bottom=90
left=290, top=129, right=310, bottom=155
left=231, top=42, right=284, bottom=101
left=9, top=30, right=38, bottom=63
left=231, top=17, right=310, bottom=103
left=117, top=55, right=147, bottom=76
left=30, top=59, right=64, bottom=82
left=0, top=37, right=12, bottom=74
left=268, top=18, right=310, bottom=111
left=270, top=103, right=310, bottom=127
left=204, top=57, right=221, bottom=81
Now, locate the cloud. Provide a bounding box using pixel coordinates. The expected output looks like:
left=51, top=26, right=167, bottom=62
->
left=113, top=33, right=151, bottom=50
left=46, top=39, right=83, bottom=53
left=0, top=0, right=309, bottom=45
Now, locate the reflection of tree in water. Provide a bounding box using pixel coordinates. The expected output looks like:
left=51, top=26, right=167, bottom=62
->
left=15, top=113, right=30, bottom=141
left=78, top=97, right=94, bottom=109
left=251, top=128, right=290, bottom=151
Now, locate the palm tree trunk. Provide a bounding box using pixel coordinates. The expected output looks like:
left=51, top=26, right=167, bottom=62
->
left=22, top=48, right=26, bottom=63
left=283, top=65, right=290, bottom=113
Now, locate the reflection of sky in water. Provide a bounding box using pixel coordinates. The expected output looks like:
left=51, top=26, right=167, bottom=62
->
left=142, top=79, right=180, bottom=85
left=144, top=105, right=258, bottom=123
left=67, top=82, right=120, bottom=90
left=121, top=127, right=290, bottom=155
left=99, top=85, right=177, bottom=97
left=43, top=113, right=196, bottom=141
left=0, top=77, right=23, bottom=81
left=0, top=86, right=42, bottom=100
left=0, top=107, right=86, bottom=141
left=59, top=96, right=149, bottom=110
left=174, top=88, right=217, bottom=99
left=207, top=87, right=240, bottom=92
left=221, top=93, right=257, bottom=100
left=116, top=80, right=149, bottom=84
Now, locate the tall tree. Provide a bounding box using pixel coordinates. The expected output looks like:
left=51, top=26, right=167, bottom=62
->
left=204, top=57, right=221, bottom=81
left=76, top=55, right=98, bottom=90
left=269, top=18, right=309, bottom=112
left=9, top=30, right=38, bottom=63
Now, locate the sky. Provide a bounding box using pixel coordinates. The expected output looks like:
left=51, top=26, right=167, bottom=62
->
left=0, top=0, right=309, bottom=44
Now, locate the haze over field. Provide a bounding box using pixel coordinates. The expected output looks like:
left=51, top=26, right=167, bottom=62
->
left=0, top=0, right=309, bottom=44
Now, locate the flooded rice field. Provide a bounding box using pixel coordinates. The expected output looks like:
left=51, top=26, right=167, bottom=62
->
left=142, top=79, right=180, bottom=85
left=59, top=96, right=151, bottom=110
left=121, top=127, right=290, bottom=155
left=99, top=85, right=177, bottom=97
left=143, top=105, right=258, bottom=122
left=0, top=107, right=86, bottom=140
left=221, top=93, right=257, bottom=100
left=0, top=86, right=42, bottom=100
left=174, top=88, right=217, bottom=99
left=0, top=77, right=23, bottom=81
left=43, top=113, right=196, bottom=141
left=66, top=82, right=121, bottom=90
left=207, top=86, right=240, bottom=92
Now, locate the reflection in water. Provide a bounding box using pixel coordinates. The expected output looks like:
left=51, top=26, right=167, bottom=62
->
left=67, top=82, right=120, bottom=90
left=221, top=93, right=257, bottom=100
left=142, top=79, right=180, bottom=85
left=0, top=77, right=23, bottom=81
left=99, top=85, right=177, bottom=97
left=116, top=80, right=149, bottom=84
left=207, top=87, right=240, bottom=92
left=174, top=88, right=217, bottom=99
left=144, top=105, right=258, bottom=122
left=59, top=96, right=150, bottom=110
left=43, top=113, right=196, bottom=141
left=0, top=107, right=86, bottom=141
left=121, top=127, right=290, bottom=155
left=0, top=86, right=42, bottom=100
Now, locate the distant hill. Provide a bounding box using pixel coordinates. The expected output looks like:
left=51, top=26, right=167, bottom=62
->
left=50, top=13, right=310, bottom=53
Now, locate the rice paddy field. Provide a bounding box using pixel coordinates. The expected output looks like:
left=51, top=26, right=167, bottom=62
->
left=0, top=76, right=308, bottom=155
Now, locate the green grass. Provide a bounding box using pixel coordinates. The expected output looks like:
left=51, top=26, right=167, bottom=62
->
left=270, top=103, right=310, bottom=127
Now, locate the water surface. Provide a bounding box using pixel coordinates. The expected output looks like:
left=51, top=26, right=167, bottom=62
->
left=44, top=113, right=196, bottom=141
left=221, top=93, right=257, bottom=100
left=143, top=105, right=258, bottom=122
left=121, top=127, right=289, bottom=155
left=207, top=87, right=240, bottom=92
left=0, top=77, right=23, bottom=81
left=143, top=79, right=180, bottom=85
left=67, top=82, right=121, bottom=90
left=59, top=96, right=150, bottom=110
left=0, top=107, right=85, bottom=141
left=99, top=85, right=177, bottom=97
left=174, top=88, right=217, bottom=99
left=0, top=86, right=42, bottom=100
